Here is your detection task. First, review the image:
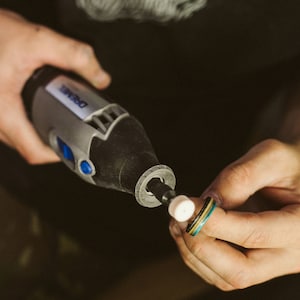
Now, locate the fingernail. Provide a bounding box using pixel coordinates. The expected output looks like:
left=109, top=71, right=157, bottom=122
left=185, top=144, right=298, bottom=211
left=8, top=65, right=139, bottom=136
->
left=202, top=190, right=222, bottom=206
left=170, top=222, right=182, bottom=237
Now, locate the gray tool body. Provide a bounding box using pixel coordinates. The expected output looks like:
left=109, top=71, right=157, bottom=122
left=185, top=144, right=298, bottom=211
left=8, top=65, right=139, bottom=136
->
left=22, top=67, right=175, bottom=208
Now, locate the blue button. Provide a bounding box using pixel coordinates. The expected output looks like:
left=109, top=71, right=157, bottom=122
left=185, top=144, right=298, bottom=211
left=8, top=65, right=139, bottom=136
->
left=57, top=137, right=74, bottom=162
left=80, top=160, right=93, bottom=175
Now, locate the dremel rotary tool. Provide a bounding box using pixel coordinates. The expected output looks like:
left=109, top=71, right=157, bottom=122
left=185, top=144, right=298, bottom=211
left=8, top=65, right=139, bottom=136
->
left=22, top=66, right=214, bottom=228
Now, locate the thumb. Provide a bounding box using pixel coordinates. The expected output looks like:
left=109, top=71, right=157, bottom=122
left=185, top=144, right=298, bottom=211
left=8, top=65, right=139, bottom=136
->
left=204, top=139, right=300, bottom=209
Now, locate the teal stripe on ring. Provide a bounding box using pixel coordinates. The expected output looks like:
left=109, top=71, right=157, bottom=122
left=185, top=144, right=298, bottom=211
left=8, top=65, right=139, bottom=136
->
left=191, top=201, right=216, bottom=236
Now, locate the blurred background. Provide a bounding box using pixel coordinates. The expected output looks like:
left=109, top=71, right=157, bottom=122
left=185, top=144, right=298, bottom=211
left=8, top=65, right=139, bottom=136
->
left=1, top=0, right=300, bottom=299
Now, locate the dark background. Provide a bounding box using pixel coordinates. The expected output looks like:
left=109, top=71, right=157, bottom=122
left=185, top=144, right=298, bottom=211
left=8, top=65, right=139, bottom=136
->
left=1, top=0, right=300, bottom=298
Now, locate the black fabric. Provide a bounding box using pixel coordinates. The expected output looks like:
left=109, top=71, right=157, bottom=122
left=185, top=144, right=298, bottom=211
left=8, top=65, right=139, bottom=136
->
left=54, top=0, right=300, bottom=192
left=1, top=0, right=300, bottom=266
left=1, top=0, right=300, bottom=298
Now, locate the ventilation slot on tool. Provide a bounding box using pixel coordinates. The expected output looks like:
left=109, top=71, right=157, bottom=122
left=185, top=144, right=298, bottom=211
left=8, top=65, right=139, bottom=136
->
left=88, top=106, right=126, bottom=135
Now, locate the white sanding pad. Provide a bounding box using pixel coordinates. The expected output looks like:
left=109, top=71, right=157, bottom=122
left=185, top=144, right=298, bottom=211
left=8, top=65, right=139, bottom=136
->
left=168, top=195, right=195, bottom=222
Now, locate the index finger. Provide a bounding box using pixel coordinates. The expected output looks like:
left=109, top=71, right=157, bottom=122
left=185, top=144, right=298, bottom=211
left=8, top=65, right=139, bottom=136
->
left=194, top=200, right=300, bottom=249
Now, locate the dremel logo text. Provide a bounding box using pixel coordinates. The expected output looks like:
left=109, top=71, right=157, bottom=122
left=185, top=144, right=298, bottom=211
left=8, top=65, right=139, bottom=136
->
left=59, top=84, right=88, bottom=108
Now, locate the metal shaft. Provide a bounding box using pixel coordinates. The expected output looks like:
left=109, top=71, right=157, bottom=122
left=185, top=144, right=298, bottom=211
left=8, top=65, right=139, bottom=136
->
left=146, top=177, right=176, bottom=206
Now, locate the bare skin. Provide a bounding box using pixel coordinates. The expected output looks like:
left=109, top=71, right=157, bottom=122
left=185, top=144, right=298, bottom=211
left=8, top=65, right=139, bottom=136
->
left=0, top=9, right=111, bottom=164
left=170, top=138, right=300, bottom=290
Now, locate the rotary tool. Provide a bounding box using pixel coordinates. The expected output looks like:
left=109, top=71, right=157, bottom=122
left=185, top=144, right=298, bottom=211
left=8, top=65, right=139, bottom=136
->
left=22, top=66, right=214, bottom=228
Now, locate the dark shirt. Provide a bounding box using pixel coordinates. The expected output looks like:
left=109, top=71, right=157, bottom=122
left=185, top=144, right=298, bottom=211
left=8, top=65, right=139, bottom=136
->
left=1, top=0, right=300, bottom=260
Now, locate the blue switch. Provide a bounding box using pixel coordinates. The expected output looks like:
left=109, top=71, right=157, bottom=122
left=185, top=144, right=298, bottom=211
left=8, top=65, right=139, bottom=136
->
left=56, top=137, right=74, bottom=162
left=80, top=160, right=93, bottom=175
